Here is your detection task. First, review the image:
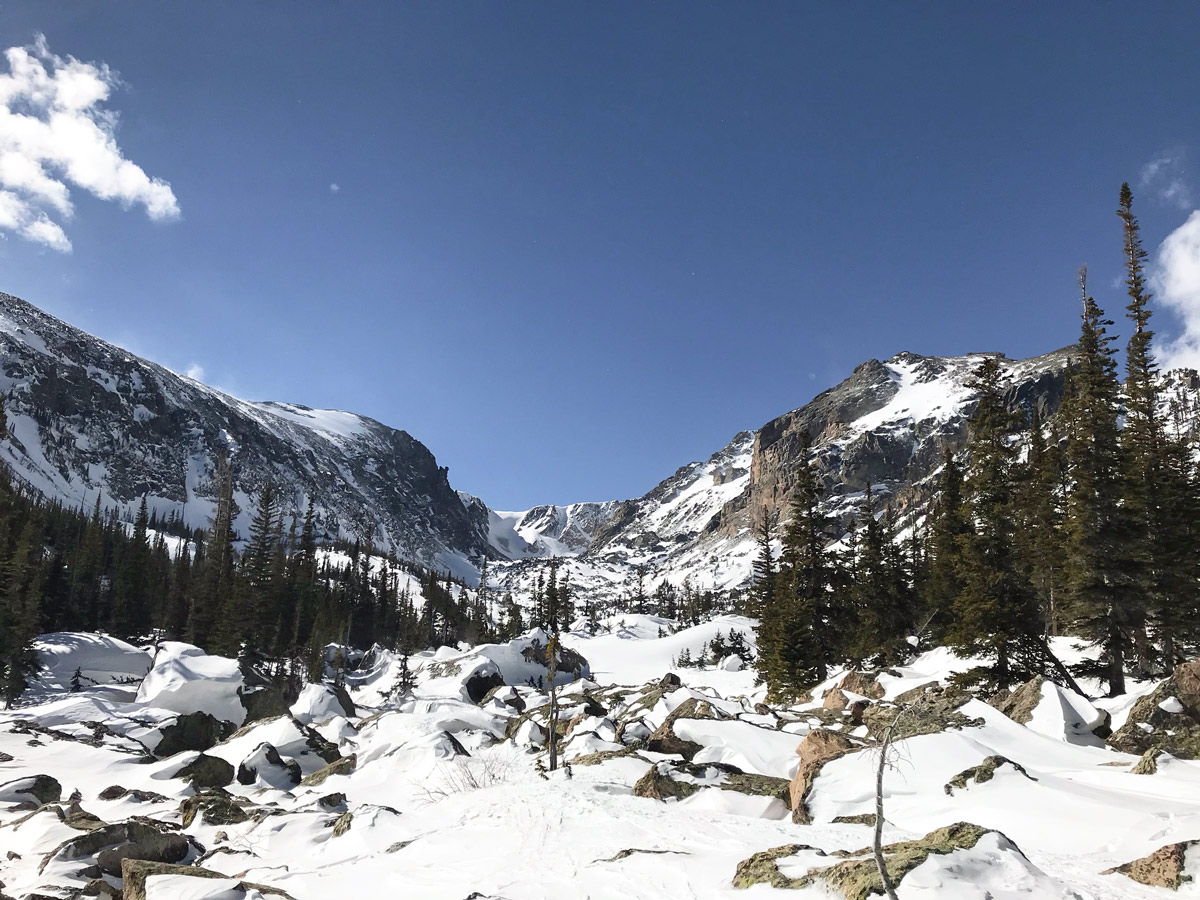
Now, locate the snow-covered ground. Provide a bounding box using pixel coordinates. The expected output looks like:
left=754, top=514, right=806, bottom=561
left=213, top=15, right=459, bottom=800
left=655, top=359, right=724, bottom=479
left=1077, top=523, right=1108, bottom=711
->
left=1, top=622, right=1197, bottom=898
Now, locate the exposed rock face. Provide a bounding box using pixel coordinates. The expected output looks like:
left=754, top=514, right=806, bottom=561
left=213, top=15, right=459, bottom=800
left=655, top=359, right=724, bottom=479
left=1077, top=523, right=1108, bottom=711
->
left=863, top=682, right=982, bottom=741
left=645, top=698, right=723, bottom=760
left=813, top=823, right=994, bottom=900
left=632, top=760, right=790, bottom=804
left=154, top=712, right=234, bottom=758
left=236, top=743, right=302, bottom=787
left=179, top=790, right=250, bottom=827
left=1108, top=659, right=1200, bottom=758
left=120, top=859, right=294, bottom=900
left=1104, top=841, right=1198, bottom=890
left=732, top=843, right=823, bottom=889
left=837, top=671, right=887, bottom=700
left=988, top=676, right=1045, bottom=724
left=732, top=822, right=998, bottom=896
left=944, top=755, right=1036, bottom=795
left=0, top=774, right=61, bottom=806
left=588, top=433, right=755, bottom=554
left=491, top=347, right=1074, bottom=604
left=1108, top=657, right=1200, bottom=758
left=0, top=291, right=493, bottom=568
left=465, top=669, right=506, bottom=704
left=1132, top=749, right=1167, bottom=775
left=39, top=820, right=189, bottom=877
left=97, top=786, right=170, bottom=804
left=331, top=811, right=353, bottom=837
left=743, top=348, right=1073, bottom=531
left=299, top=753, right=357, bottom=787
left=175, top=754, right=234, bottom=790
left=789, top=729, right=856, bottom=825
left=93, top=823, right=190, bottom=876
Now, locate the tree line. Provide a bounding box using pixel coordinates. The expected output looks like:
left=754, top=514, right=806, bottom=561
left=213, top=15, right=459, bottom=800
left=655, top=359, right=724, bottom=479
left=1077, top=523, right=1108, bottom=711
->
left=0, top=443, right=513, bottom=705
left=754, top=185, right=1200, bottom=701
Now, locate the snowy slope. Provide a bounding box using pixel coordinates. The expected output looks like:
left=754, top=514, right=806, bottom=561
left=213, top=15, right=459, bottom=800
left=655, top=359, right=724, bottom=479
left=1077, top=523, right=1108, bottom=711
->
left=0, top=291, right=492, bottom=572
left=2, top=625, right=1196, bottom=899
left=489, top=349, right=1075, bottom=604
left=0, top=292, right=1084, bottom=600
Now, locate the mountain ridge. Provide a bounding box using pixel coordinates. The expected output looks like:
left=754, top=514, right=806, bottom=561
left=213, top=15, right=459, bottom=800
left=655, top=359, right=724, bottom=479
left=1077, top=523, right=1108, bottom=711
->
left=0, top=289, right=1078, bottom=597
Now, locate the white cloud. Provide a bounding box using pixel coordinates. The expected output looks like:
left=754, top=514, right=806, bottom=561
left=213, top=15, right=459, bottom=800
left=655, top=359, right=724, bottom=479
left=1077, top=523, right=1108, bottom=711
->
left=1140, top=151, right=1193, bottom=211
left=184, top=363, right=205, bottom=381
left=0, top=34, right=179, bottom=252
left=1154, top=210, right=1200, bottom=371
left=329, top=182, right=340, bottom=194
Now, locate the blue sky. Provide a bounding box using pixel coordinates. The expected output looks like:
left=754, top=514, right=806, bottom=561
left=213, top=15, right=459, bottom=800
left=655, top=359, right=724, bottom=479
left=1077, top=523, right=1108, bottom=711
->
left=3, top=3, right=1200, bottom=509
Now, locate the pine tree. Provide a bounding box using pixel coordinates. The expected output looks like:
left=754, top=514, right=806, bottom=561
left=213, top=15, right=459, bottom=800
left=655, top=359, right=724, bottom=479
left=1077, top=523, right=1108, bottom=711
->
left=1061, top=269, right=1135, bottom=696
left=1, top=510, right=45, bottom=706
left=1118, top=183, right=1183, bottom=674
left=926, top=448, right=969, bottom=639
left=749, top=508, right=779, bottom=689
left=195, top=451, right=238, bottom=653
left=242, top=482, right=281, bottom=651
left=846, top=489, right=910, bottom=666
left=949, top=356, right=1040, bottom=687
left=110, top=496, right=150, bottom=639
left=1016, top=407, right=1067, bottom=636
left=768, top=448, right=841, bottom=698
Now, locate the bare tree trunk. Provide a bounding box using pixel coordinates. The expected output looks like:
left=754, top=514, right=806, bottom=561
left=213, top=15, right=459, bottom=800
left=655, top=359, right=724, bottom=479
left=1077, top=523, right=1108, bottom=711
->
left=1038, top=636, right=1086, bottom=697
left=873, top=708, right=907, bottom=900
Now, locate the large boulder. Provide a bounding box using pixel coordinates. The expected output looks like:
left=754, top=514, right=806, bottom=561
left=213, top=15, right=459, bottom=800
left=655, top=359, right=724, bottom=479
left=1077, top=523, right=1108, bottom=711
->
left=179, top=790, right=250, bottom=827
left=120, top=859, right=294, bottom=900
left=0, top=774, right=62, bottom=807
left=733, top=823, right=1033, bottom=897
left=789, top=729, right=856, bottom=825
left=299, top=753, right=357, bottom=787
left=39, top=820, right=190, bottom=877
left=943, top=755, right=1036, bottom=795
left=633, top=760, right=789, bottom=805
left=154, top=712, right=234, bottom=758
left=862, top=683, right=982, bottom=741
left=988, top=676, right=1045, bottom=724
left=837, top=671, right=887, bottom=700
left=1104, top=840, right=1200, bottom=891
left=990, top=676, right=1108, bottom=744
left=135, top=643, right=245, bottom=727
left=175, top=754, right=234, bottom=789
left=1109, top=660, right=1200, bottom=758
left=645, top=698, right=723, bottom=759
left=236, top=743, right=302, bottom=789
left=94, top=823, right=190, bottom=876
left=290, top=683, right=356, bottom=725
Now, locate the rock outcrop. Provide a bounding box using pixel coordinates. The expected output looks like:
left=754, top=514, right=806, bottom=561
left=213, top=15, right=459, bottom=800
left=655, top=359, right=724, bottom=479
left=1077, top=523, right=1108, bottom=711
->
left=1108, top=660, right=1200, bottom=758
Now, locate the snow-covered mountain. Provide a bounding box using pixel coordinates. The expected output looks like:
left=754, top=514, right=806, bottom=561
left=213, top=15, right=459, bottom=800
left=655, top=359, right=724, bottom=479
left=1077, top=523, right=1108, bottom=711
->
left=456, top=494, right=622, bottom=559
left=487, top=349, right=1075, bottom=602
left=0, top=292, right=492, bottom=577
left=0, top=291, right=1077, bottom=598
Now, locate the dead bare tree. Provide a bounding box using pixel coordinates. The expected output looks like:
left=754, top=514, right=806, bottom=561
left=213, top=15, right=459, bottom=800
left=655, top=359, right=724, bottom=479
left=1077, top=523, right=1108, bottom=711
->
left=873, top=704, right=915, bottom=900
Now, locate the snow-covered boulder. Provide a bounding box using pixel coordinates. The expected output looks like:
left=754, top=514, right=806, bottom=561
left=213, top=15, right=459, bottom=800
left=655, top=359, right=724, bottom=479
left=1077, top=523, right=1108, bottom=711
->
left=236, top=742, right=302, bottom=790
left=414, top=630, right=591, bottom=703
left=135, top=643, right=245, bottom=726
left=1026, top=681, right=1107, bottom=746
left=32, top=632, right=152, bottom=695
left=290, top=683, right=353, bottom=725
left=735, top=823, right=1082, bottom=897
